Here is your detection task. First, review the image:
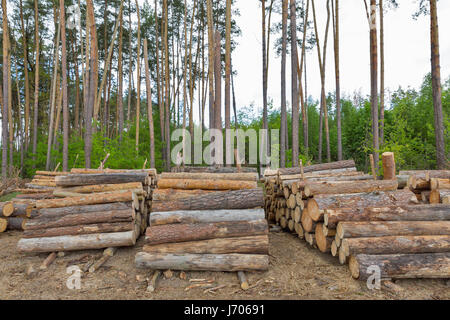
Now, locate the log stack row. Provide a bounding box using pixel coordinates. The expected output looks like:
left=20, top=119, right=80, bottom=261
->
left=0, top=201, right=37, bottom=232
left=136, top=171, right=269, bottom=272
left=333, top=204, right=450, bottom=280
left=17, top=170, right=157, bottom=253
left=402, top=170, right=450, bottom=204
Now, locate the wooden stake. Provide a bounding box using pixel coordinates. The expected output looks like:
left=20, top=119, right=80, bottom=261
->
left=370, top=154, right=377, bottom=180
left=40, top=252, right=57, bottom=270
left=147, top=270, right=161, bottom=292
left=143, top=158, right=148, bottom=170
left=237, top=271, right=249, bottom=290
left=89, top=247, right=117, bottom=273
left=300, top=159, right=304, bottom=180
left=54, top=162, right=61, bottom=172
left=98, top=153, right=110, bottom=170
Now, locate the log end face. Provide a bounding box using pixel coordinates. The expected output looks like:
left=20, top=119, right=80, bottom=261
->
left=3, top=202, right=14, bottom=217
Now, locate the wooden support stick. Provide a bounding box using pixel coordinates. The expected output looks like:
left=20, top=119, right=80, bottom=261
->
left=237, top=271, right=249, bottom=290
left=54, top=162, right=61, bottom=172
left=370, top=154, right=377, bottom=180
left=147, top=270, right=161, bottom=292
left=40, top=252, right=57, bottom=270
left=143, top=158, right=148, bottom=170
left=98, top=153, right=110, bottom=170
left=300, top=159, right=304, bottom=180
left=89, top=247, right=117, bottom=273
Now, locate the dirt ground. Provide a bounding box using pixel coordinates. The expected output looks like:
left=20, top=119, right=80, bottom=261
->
left=0, top=230, right=448, bottom=300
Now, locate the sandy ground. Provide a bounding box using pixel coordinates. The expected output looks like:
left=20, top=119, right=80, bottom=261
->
left=0, top=230, right=448, bottom=300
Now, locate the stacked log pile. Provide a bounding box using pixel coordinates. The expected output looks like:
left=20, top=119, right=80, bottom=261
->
left=17, top=170, right=156, bottom=253
left=136, top=171, right=269, bottom=272
left=401, top=170, right=450, bottom=204
left=24, top=171, right=68, bottom=190
left=264, top=156, right=450, bottom=281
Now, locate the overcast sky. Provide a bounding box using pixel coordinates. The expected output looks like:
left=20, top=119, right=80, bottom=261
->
left=229, top=0, right=450, bottom=120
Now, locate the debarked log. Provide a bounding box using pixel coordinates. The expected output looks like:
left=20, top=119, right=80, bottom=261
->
left=135, top=253, right=269, bottom=272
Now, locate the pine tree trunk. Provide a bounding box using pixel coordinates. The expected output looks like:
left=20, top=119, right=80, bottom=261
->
left=430, top=0, right=446, bottom=169
left=32, top=0, right=40, bottom=170
left=19, top=0, right=30, bottom=151
left=290, top=0, right=299, bottom=167
left=117, top=8, right=124, bottom=142
left=135, top=0, right=141, bottom=153
left=206, top=0, right=215, bottom=131
left=280, top=0, right=288, bottom=168
left=369, top=0, right=379, bottom=169
left=60, top=0, right=69, bottom=172
left=1, top=0, right=9, bottom=180
left=225, top=0, right=232, bottom=167
left=144, top=39, right=155, bottom=169
left=333, top=0, right=342, bottom=161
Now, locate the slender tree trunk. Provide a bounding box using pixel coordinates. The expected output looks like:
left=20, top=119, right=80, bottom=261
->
left=225, top=0, right=232, bottom=167
left=163, top=0, right=171, bottom=171
left=290, top=0, right=299, bottom=167
left=8, top=41, right=13, bottom=175
left=85, top=0, right=98, bottom=169
left=214, top=29, right=222, bottom=143
left=155, top=0, right=165, bottom=163
left=2, top=0, right=9, bottom=179
left=261, top=0, right=268, bottom=168
left=135, top=0, right=141, bottom=154
left=72, top=32, right=80, bottom=134
left=298, top=0, right=310, bottom=156
left=127, top=0, right=133, bottom=131
left=332, top=0, right=342, bottom=161
left=32, top=0, right=40, bottom=170
left=430, top=0, right=446, bottom=169
left=144, top=39, right=155, bottom=168
left=280, top=0, right=288, bottom=168
left=60, top=0, right=69, bottom=172
left=19, top=0, right=30, bottom=151
left=379, top=0, right=385, bottom=146
left=206, top=0, right=215, bottom=130
left=45, top=16, right=61, bottom=171
left=369, top=0, right=379, bottom=169
left=312, top=0, right=331, bottom=163
left=117, top=8, right=124, bottom=142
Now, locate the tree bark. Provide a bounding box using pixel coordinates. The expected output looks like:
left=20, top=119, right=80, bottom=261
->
left=25, top=209, right=134, bottom=230
left=145, top=220, right=268, bottom=245
left=35, top=191, right=136, bottom=209
left=280, top=0, right=288, bottom=168
left=38, top=202, right=131, bottom=218
left=304, top=180, right=398, bottom=197
left=157, top=179, right=257, bottom=190
left=337, top=221, right=450, bottom=240
left=160, top=172, right=258, bottom=181
left=349, top=253, right=450, bottom=280
left=278, top=159, right=355, bottom=175
left=55, top=173, right=149, bottom=187
left=429, top=0, right=446, bottom=169
left=135, top=252, right=269, bottom=272
left=60, top=0, right=69, bottom=172
left=307, top=189, right=418, bottom=221
left=290, top=0, right=299, bottom=167
left=23, top=222, right=134, bottom=239
left=143, top=235, right=269, bottom=255
left=143, top=39, right=155, bottom=167
left=152, top=188, right=263, bottom=212
left=325, top=204, right=450, bottom=229
left=342, top=235, right=450, bottom=256
left=150, top=209, right=265, bottom=226
left=18, top=231, right=136, bottom=253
